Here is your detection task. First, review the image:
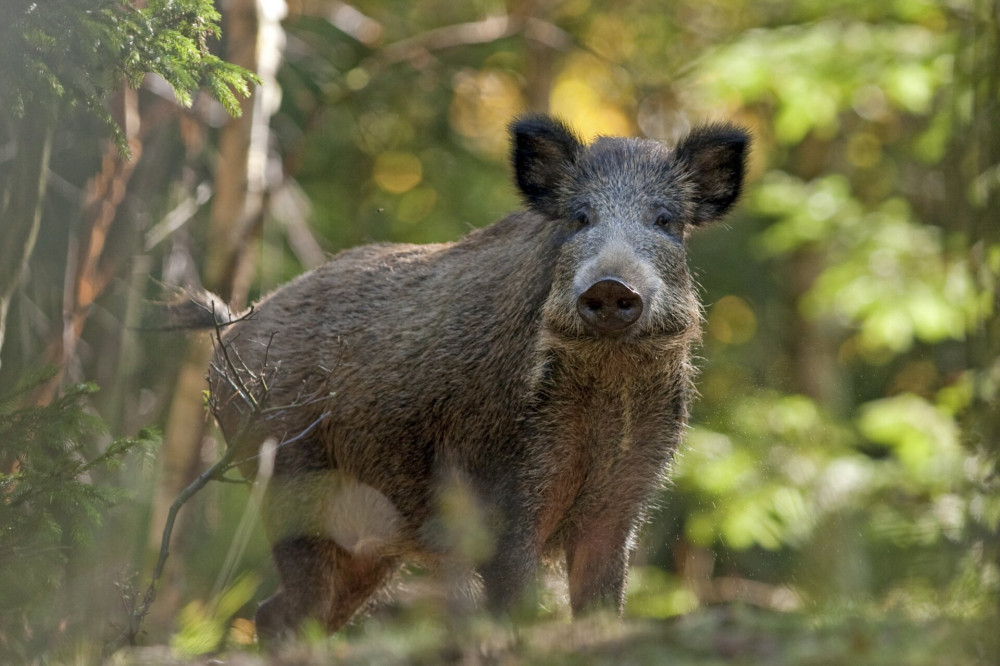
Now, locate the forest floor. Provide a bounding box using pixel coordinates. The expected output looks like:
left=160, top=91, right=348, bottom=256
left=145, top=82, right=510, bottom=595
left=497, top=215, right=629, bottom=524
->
left=108, top=604, right=993, bottom=666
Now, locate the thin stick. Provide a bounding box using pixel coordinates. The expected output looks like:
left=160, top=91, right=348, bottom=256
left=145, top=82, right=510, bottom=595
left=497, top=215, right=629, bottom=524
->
left=110, top=443, right=239, bottom=652
left=111, top=300, right=339, bottom=651
left=149, top=445, right=239, bottom=587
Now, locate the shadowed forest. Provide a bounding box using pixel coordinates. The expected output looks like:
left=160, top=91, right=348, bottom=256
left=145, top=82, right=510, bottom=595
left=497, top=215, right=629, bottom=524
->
left=1, top=0, right=997, bottom=663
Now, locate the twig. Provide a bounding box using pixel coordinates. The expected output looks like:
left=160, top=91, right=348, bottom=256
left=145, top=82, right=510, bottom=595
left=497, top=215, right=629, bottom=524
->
left=211, top=304, right=260, bottom=409
left=111, top=444, right=240, bottom=652
left=228, top=411, right=329, bottom=470
left=369, top=14, right=572, bottom=70
left=112, top=299, right=339, bottom=650
left=211, top=439, right=277, bottom=602
left=151, top=447, right=240, bottom=593
left=112, top=418, right=328, bottom=647
left=210, top=361, right=257, bottom=411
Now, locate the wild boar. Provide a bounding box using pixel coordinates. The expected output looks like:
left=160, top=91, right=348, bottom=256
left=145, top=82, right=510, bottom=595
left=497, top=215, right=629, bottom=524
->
left=175, top=114, right=749, bottom=638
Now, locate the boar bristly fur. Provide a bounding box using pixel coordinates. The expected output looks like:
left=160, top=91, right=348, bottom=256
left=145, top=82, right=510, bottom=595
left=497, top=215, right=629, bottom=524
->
left=195, top=114, right=750, bottom=639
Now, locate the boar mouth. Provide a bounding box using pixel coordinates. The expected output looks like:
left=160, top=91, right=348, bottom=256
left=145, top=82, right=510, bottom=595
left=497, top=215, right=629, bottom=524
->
left=543, top=313, right=695, bottom=345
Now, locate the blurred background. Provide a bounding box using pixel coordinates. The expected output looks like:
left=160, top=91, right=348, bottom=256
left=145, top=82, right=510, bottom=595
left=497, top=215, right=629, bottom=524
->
left=0, top=0, right=997, bottom=661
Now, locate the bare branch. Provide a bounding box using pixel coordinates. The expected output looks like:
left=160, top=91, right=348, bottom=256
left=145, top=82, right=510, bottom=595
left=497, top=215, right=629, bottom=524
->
left=361, top=14, right=573, bottom=74
left=211, top=306, right=261, bottom=409
left=210, top=361, right=258, bottom=411
left=271, top=178, right=327, bottom=269
left=111, top=443, right=239, bottom=650
left=227, top=411, right=329, bottom=471
left=120, top=303, right=341, bottom=646
left=287, top=0, right=384, bottom=46
left=144, top=182, right=213, bottom=252
left=262, top=330, right=278, bottom=374
left=261, top=390, right=330, bottom=415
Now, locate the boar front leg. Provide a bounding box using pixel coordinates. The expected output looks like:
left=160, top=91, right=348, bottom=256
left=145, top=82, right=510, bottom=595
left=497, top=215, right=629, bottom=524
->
left=476, top=485, right=543, bottom=614
left=479, top=530, right=540, bottom=614
left=564, top=516, right=637, bottom=615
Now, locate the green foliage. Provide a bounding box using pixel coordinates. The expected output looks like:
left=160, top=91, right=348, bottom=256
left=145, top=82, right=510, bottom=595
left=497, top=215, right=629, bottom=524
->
left=754, top=173, right=983, bottom=353
left=171, top=574, right=260, bottom=656
left=674, top=387, right=992, bottom=589
left=698, top=18, right=951, bottom=143
left=0, top=0, right=258, bottom=156
left=625, top=566, right=700, bottom=619
left=0, top=369, right=159, bottom=658
left=112, top=606, right=996, bottom=665
left=652, top=0, right=999, bottom=626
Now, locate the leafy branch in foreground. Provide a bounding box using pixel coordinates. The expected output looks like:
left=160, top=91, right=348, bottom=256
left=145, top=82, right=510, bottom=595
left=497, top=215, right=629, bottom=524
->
left=0, top=368, right=158, bottom=657
left=0, top=0, right=259, bottom=156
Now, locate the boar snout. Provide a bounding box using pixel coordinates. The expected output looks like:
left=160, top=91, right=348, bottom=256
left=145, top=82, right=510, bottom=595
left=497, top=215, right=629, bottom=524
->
left=576, top=278, right=643, bottom=334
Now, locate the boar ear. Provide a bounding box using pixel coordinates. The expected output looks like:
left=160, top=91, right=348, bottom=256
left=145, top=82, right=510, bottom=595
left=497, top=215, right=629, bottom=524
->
left=674, top=124, right=751, bottom=224
left=510, top=114, right=582, bottom=216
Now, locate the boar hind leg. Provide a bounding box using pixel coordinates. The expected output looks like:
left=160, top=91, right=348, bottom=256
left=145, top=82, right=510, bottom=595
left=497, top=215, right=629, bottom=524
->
left=255, top=536, right=395, bottom=640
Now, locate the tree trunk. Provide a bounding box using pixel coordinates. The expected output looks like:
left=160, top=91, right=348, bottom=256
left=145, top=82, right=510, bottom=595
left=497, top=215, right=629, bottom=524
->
left=0, top=101, right=56, bottom=375
left=512, top=0, right=560, bottom=112
left=788, top=249, right=841, bottom=407
left=958, top=0, right=1000, bottom=621
left=146, top=0, right=286, bottom=631
left=32, top=88, right=143, bottom=406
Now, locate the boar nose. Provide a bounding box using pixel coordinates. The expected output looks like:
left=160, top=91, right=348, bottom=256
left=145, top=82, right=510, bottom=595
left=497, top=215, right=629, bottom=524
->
left=577, top=279, right=643, bottom=334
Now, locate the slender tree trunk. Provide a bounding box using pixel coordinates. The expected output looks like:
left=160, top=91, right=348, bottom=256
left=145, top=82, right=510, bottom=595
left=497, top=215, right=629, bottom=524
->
left=960, top=0, right=1000, bottom=622
left=512, top=0, right=559, bottom=112
left=0, top=102, right=56, bottom=375
left=788, top=249, right=841, bottom=407
left=146, top=0, right=286, bottom=630
left=32, top=88, right=143, bottom=405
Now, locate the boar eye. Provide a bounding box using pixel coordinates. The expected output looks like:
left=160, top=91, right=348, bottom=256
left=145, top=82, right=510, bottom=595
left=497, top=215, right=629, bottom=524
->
left=572, top=211, right=590, bottom=227
left=655, top=213, right=684, bottom=238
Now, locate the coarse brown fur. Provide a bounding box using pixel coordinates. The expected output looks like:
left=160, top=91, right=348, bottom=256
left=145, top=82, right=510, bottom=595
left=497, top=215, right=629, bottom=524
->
left=183, top=114, right=750, bottom=639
